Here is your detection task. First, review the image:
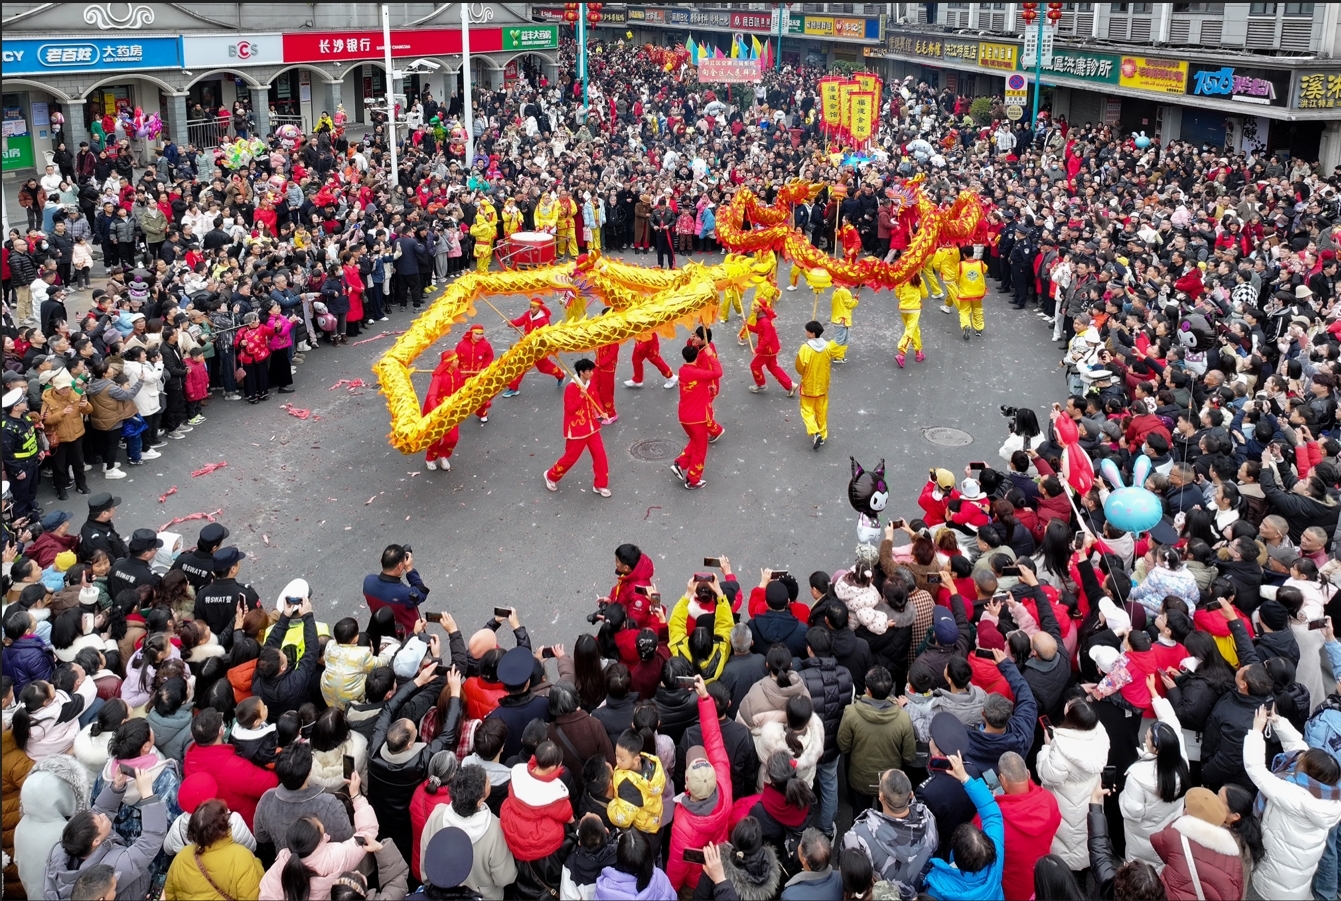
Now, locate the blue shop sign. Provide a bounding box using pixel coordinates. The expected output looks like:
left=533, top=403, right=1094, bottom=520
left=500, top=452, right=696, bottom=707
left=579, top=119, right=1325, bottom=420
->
left=1, top=36, right=182, bottom=75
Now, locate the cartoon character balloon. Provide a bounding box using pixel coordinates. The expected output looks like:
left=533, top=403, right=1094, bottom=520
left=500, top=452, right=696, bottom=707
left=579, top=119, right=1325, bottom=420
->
left=1098, top=457, right=1163, bottom=535
left=849, top=457, right=889, bottom=545
left=1178, top=314, right=1215, bottom=352
left=1052, top=410, right=1094, bottom=496
left=274, top=123, right=303, bottom=150
left=1133, top=131, right=1151, bottom=149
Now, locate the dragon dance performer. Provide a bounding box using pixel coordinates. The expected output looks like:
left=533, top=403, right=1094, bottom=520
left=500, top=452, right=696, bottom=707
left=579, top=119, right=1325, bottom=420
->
left=556, top=187, right=580, bottom=259
left=454, top=324, right=495, bottom=423
left=593, top=309, right=619, bottom=424
left=545, top=358, right=611, bottom=497
left=747, top=284, right=795, bottom=396
left=687, top=326, right=724, bottom=443
left=795, top=320, right=840, bottom=450
left=671, top=344, right=722, bottom=490
left=422, top=350, right=464, bottom=471
left=828, top=286, right=858, bottom=364
left=625, top=330, right=677, bottom=390
left=471, top=200, right=499, bottom=272
left=501, top=297, right=566, bottom=398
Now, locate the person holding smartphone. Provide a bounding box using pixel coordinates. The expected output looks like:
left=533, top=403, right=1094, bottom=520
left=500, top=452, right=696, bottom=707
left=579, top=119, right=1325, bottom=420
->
left=362, top=543, right=430, bottom=637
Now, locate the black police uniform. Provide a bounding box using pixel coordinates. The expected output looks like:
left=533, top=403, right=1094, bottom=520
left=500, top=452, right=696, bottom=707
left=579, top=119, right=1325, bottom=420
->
left=107, top=555, right=160, bottom=600
left=79, top=517, right=129, bottom=563
left=193, top=576, right=262, bottom=636
left=171, top=548, right=217, bottom=592
left=2, top=412, right=41, bottom=518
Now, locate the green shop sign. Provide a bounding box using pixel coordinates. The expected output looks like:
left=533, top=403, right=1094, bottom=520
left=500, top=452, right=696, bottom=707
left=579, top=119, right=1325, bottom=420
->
left=503, top=25, right=558, bottom=51
left=2, top=136, right=34, bottom=172
left=1030, top=49, right=1120, bottom=85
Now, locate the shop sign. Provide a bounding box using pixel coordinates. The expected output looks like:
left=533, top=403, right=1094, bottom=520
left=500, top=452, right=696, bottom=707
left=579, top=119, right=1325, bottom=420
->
left=863, top=47, right=890, bottom=58
left=1118, top=56, right=1187, bottom=95
left=600, top=9, right=625, bottom=24
left=787, top=15, right=878, bottom=41
left=2, top=135, right=35, bottom=172
left=729, top=11, right=773, bottom=32
left=532, top=7, right=565, bottom=24
left=643, top=9, right=665, bottom=25
left=1188, top=63, right=1289, bottom=107
left=0, top=36, right=181, bottom=75
left=502, top=26, right=559, bottom=51
left=1296, top=70, right=1341, bottom=110
left=666, top=8, right=690, bottom=26
left=182, top=33, right=282, bottom=68
left=1036, top=49, right=1119, bottom=85
left=943, top=40, right=979, bottom=63
left=977, top=41, right=1017, bottom=72
left=283, top=27, right=552, bottom=63
left=626, top=8, right=645, bottom=21
left=886, top=35, right=943, bottom=59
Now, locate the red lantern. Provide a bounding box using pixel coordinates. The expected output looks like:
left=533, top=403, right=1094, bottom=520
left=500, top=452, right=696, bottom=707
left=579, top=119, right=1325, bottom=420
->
left=587, top=10, right=601, bottom=24
left=588, top=2, right=602, bottom=10
left=1046, top=0, right=1063, bottom=23
left=563, top=9, right=577, bottom=23
left=1021, top=1, right=1038, bottom=24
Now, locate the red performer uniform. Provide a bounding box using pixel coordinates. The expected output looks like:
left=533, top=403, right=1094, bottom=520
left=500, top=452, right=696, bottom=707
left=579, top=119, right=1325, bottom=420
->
left=507, top=299, right=565, bottom=392
left=422, top=351, right=464, bottom=467
left=629, top=331, right=673, bottom=384
left=688, top=338, right=724, bottom=440
left=594, top=340, right=619, bottom=421
left=673, top=351, right=723, bottom=488
left=840, top=223, right=863, bottom=261
left=546, top=379, right=609, bottom=490
left=747, top=306, right=794, bottom=392
left=455, top=324, right=495, bottom=421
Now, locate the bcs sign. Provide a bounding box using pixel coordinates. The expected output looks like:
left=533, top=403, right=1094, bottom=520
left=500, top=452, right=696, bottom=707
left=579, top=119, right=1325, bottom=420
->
left=181, top=33, right=283, bottom=68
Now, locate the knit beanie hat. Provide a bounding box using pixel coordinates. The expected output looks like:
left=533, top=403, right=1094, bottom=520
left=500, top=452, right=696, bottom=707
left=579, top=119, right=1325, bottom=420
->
left=178, top=773, right=218, bottom=814
left=976, top=620, right=1006, bottom=651
left=53, top=550, right=77, bottom=572
left=765, top=580, right=789, bottom=610
left=1258, top=600, right=1290, bottom=632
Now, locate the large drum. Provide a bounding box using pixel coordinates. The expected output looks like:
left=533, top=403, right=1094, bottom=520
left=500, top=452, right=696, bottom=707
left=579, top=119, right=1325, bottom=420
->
left=505, top=232, right=556, bottom=268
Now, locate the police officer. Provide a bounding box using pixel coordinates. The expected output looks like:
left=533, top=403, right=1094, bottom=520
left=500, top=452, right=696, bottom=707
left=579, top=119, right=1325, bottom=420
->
left=1009, top=224, right=1037, bottom=310
left=107, top=529, right=163, bottom=599
left=79, top=492, right=129, bottom=563
left=192, top=546, right=261, bottom=637
left=1, top=388, right=42, bottom=519
left=171, top=522, right=229, bottom=591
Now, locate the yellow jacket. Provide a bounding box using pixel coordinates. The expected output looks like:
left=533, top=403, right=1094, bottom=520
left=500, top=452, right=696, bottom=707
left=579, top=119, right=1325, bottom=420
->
left=897, top=282, right=922, bottom=311
left=502, top=207, right=523, bottom=236
left=470, top=216, right=496, bottom=252
left=163, top=838, right=264, bottom=901
left=534, top=197, right=558, bottom=231
left=830, top=288, right=858, bottom=326
left=668, top=594, right=734, bottom=672
left=957, top=259, right=988, bottom=299
left=608, top=752, right=667, bottom=833
left=794, top=338, right=837, bottom=396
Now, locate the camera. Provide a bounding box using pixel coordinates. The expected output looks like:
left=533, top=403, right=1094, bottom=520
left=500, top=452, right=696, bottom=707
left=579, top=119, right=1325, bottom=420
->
left=1000, top=405, right=1018, bottom=419
left=585, top=601, right=608, bottom=625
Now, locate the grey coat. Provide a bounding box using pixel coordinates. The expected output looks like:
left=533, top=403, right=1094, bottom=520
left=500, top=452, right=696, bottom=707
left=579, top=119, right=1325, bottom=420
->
left=42, top=783, right=167, bottom=901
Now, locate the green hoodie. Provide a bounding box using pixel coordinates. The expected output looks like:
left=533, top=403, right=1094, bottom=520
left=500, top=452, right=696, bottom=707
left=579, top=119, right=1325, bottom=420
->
left=837, top=696, right=916, bottom=794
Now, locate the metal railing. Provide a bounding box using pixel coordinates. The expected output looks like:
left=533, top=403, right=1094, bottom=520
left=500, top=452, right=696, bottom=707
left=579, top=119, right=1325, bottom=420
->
left=270, top=113, right=307, bottom=134
left=186, top=116, right=234, bottom=150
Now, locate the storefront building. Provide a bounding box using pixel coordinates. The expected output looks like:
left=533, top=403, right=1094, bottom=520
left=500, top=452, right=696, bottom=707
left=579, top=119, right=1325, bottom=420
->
left=1, top=2, right=555, bottom=180
left=871, top=4, right=1341, bottom=169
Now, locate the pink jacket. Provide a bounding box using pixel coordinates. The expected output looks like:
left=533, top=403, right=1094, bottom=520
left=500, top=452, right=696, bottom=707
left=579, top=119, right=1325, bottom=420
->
left=259, top=795, right=377, bottom=900
left=267, top=314, right=293, bottom=352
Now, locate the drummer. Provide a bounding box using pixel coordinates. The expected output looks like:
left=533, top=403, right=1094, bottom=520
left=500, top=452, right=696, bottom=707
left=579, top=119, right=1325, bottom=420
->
left=502, top=197, right=524, bottom=240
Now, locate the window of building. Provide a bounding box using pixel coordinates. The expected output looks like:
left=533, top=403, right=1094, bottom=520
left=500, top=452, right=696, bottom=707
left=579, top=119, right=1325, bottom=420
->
left=1172, top=3, right=1225, bottom=12
left=1063, top=3, right=1095, bottom=9
left=1249, top=2, right=1277, bottom=12
left=1284, top=3, right=1315, bottom=15
left=1111, top=2, right=1151, bottom=11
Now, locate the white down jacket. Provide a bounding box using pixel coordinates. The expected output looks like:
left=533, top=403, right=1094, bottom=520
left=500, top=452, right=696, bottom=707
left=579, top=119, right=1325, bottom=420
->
left=1120, top=696, right=1188, bottom=869
left=1246, top=721, right=1341, bottom=900
left=1037, top=722, right=1110, bottom=870
left=754, top=713, right=825, bottom=790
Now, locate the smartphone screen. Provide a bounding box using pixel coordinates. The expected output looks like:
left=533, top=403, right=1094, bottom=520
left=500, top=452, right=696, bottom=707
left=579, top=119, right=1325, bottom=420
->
left=676, top=675, right=697, bottom=687
left=433, top=664, right=449, bottom=677
left=703, top=556, right=721, bottom=568
left=1001, top=566, right=1021, bottom=577
left=888, top=519, right=905, bottom=529
left=493, top=606, right=512, bottom=618
left=634, top=585, right=650, bottom=596
left=683, top=848, right=706, bottom=864
left=423, top=611, right=444, bottom=625
left=1074, top=533, right=1087, bottom=551
left=973, top=648, right=996, bottom=659
left=770, top=570, right=789, bottom=580
left=693, top=573, right=714, bottom=583
left=1309, top=618, right=1328, bottom=631
left=343, top=755, right=355, bottom=780
left=928, top=757, right=952, bottom=772
left=354, top=835, right=368, bottom=847
left=1101, top=765, right=1118, bottom=791
left=118, top=763, right=136, bottom=778
left=927, top=573, right=942, bottom=584
left=541, top=646, right=556, bottom=659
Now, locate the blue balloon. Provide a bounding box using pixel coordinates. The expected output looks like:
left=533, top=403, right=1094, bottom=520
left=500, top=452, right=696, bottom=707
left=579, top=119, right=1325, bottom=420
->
left=1103, top=486, right=1163, bottom=535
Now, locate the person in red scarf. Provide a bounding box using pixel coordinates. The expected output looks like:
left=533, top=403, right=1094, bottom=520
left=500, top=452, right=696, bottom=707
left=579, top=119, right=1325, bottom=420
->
left=544, top=358, right=610, bottom=497
left=501, top=298, right=564, bottom=398
left=455, top=324, right=495, bottom=423
left=422, top=349, right=464, bottom=472
left=746, top=295, right=795, bottom=396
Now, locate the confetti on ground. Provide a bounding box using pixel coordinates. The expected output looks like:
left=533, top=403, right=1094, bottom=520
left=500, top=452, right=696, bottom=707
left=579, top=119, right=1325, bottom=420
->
left=330, top=378, right=368, bottom=391
left=347, top=330, right=404, bottom=347
left=365, top=494, right=379, bottom=505
left=159, top=508, right=224, bottom=532
left=281, top=403, right=313, bottom=420
left=191, top=462, right=228, bottom=477
left=158, top=486, right=178, bottom=503
left=262, top=534, right=270, bottom=546
left=644, top=506, right=662, bottom=520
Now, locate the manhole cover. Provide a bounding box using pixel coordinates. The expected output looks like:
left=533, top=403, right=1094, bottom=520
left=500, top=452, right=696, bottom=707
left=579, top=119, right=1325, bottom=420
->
left=922, top=427, right=974, bottom=447
left=630, top=438, right=678, bottom=461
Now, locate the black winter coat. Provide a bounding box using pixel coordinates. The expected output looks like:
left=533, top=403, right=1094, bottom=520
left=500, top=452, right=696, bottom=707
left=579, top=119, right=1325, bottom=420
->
left=653, top=684, right=699, bottom=745
left=749, top=609, right=808, bottom=658
left=1166, top=670, right=1232, bottom=735
left=828, top=628, right=874, bottom=697
left=251, top=613, right=318, bottom=721
left=1261, top=465, right=1340, bottom=543
left=1200, top=688, right=1267, bottom=791
left=797, top=656, right=854, bottom=764
left=679, top=716, right=759, bottom=802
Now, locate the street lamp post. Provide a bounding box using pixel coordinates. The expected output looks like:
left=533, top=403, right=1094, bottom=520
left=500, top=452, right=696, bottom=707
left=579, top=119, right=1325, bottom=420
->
left=381, top=4, right=398, bottom=194
left=462, top=0, right=474, bottom=167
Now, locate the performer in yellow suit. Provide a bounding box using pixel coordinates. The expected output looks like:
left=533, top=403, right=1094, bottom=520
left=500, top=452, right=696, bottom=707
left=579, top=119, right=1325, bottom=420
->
left=896, top=273, right=924, bottom=368
left=933, top=245, right=961, bottom=317
left=794, top=319, right=839, bottom=450
left=534, top=191, right=558, bottom=233
left=957, top=245, right=988, bottom=339
left=828, top=286, right=858, bottom=363
left=501, top=197, right=524, bottom=238
left=471, top=203, right=498, bottom=272
left=555, top=188, right=579, bottom=259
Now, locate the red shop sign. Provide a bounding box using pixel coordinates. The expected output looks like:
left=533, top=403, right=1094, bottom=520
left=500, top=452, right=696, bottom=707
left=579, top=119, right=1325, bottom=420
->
left=729, top=11, right=774, bottom=32
left=282, top=27, right=506, bottom=63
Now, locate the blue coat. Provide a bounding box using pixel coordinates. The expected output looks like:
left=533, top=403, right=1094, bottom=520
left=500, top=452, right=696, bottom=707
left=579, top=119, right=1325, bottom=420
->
left=923, top=778, right=1005, bottom=900
left=779, top=867, right=843, bottom=900
left=1, top=633, right=54, bottom=693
